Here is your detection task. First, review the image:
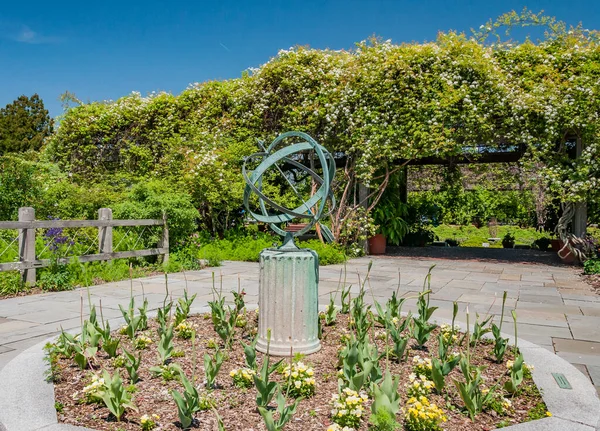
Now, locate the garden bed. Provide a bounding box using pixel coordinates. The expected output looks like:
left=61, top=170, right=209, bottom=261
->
left=45, top=285, right=548, bottom=431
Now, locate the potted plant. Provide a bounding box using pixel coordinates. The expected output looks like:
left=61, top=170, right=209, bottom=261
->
left=502, top=232, right=515, bottom=249
left=369, top=199, right=409, bottom=255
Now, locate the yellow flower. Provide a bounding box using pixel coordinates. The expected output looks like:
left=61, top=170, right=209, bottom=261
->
left=546, top=411, right=552, bottom=417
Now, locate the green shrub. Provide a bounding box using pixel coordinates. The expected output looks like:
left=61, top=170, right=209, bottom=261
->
left=0, top=154, right=42, bottom=220
left=0, top=271, right=24, bottom=296
left=112, top=180, right=198, bottom=247
left=197, top=230, right=347, bottom=265
left=298, top=239, right=347, bottom=265
left=584, top=259, right=600, bottom=275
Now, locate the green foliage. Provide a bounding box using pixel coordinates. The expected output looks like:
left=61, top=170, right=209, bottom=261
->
left=502, top=232, right=516, bottom=248
left=119, top=297, right=142, bottom=340
left=98, top=320, right=120, bottom=358
left=526, top=402, right=550, bottom=421
left=338, top=337, right=382, bottom=392
left=322, top=295, right=338, bottom=326
left=369, top=370, right=401, bottom=430
left=175, top=290, right=197, bottom=326
left=112, top=180, right=197, bottom=247
left=203, top=348, right=225, bottom=388
left=431, top=224, right=549, bottom=248
left=372, top=172, right=410, bottom=245
left=122, top=348, right=142, bottom=383
left=253, top=332, right=284, bottom=408
left=241, top=335, right=258, bottom=370
left=298, top=239, right=347, bottom=265
left=149, top=362, right=183, bottom=381
left=0, top=94, right=53, bottom=154
left=0, top=271, right=24, bottom=296
left=172, top=372, right=202, bottom=429
left=491, top=292, right=509, bottom=364
left=157, top=324, right=175, bottom=364
left=408, top=188, right=536, bottom=227
left=257, top=391, right=301, bottom=431
left=411, top=268, right=438, bottom=348
left=469, top=313, right=493, bottom=347
left=584, top=258, right=600, bottom=274
left=99, top=370, right=137, bottom=421
left=504, top=353, right=525, bottom=394
left=453, top=355, right=495, bottom=420
left=0, top=155, right=43, bottom=220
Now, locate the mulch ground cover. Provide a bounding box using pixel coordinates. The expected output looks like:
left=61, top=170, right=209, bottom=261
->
left=50, top=306, right=546, bottom=431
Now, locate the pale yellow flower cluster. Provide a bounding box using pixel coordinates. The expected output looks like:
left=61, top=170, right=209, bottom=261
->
left=407, top=373, right=435, bottom=398
left=134, top=335, right=153, bottom=350
left=82, top=374, right=105, bottom=401
left=282, top=362, right=316, bottom=397
left=175, top=321, right=195, bottom=339
left=140, top=414, right=160, bottom=430
left=229, top=367, right=256, bottom=388
left=412, top=355, right=433, bottom=377
left=330, top=388, right=368, bottom=428
left=440, top=323, right=460, bottom=343
left=506, top=359, right=534, bottom=372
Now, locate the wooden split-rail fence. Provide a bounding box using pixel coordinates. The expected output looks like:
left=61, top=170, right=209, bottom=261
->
left=0, top=207, right=169, bottom=284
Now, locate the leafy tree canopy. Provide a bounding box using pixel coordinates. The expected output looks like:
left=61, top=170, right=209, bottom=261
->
left=0, top=94, right=53, bottom=154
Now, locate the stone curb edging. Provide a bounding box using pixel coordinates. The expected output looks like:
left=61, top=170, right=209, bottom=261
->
left=0, top=307, right=599, bottom=431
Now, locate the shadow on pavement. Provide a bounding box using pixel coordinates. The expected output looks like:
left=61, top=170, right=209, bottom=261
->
left=385, top=246, right=570, bottom=267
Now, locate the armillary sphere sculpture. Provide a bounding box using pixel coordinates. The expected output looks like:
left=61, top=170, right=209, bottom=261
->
left=242, top=130, right=336, bottom=248
left=242, top=131, right=336, bottom=355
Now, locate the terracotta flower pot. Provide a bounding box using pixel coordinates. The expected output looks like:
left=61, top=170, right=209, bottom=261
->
left=557, top=240, right=577, bottom=264
left=368, top=234, right=386, bottom=255
left=551, top=239, right=561, bottom=252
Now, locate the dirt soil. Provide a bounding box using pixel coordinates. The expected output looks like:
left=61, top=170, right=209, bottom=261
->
left=52, top=313, right=545, bottom=431
left=582, top=273, right=600, bottom=294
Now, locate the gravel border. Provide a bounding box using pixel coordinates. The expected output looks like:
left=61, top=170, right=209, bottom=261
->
left=1, top=308, right=598, bottom=431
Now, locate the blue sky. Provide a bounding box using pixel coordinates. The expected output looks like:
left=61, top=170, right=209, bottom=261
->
left=1, top=0, right=598, bottom=119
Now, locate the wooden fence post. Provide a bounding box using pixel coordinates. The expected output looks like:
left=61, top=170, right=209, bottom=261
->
left=159, top=211, right=169, bottom=264
left=98, top=208, right=113, bottom=258
left=18, top=207, right=36, bottom=285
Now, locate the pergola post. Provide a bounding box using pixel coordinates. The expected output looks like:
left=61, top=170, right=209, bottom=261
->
left=359, top=183, right=370, bottom=254
left=573, top=137, right=587, bottom=238
left=399, top=166, right=408, bottom=204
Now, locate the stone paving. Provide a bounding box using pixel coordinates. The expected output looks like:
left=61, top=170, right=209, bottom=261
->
left=1, top=255, right=599, bottom=396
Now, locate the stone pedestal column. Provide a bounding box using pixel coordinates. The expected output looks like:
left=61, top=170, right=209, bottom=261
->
left=256, top=248, right=320, bottom=356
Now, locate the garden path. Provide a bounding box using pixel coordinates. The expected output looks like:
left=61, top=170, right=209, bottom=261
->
left=0, top=255, right=599, bottom=396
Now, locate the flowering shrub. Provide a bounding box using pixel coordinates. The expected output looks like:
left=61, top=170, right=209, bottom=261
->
left=330, top=388, right=369, bottom=429
left=38, top=225, right=74, bottom=291
left=229, top=367, right=256, bottom=388
left=404, top=396, right=447, bottom=431
left=406, top=373, right=434, bottom=398
left=140, top=414, right=160, bottom=430
left=281, top=362, right=316, bottom=398
left=175, top=321, right=195, bottom=339
left=134, top=335, right=153, bottom=350
left=47, top=9, right=600, bottom=240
